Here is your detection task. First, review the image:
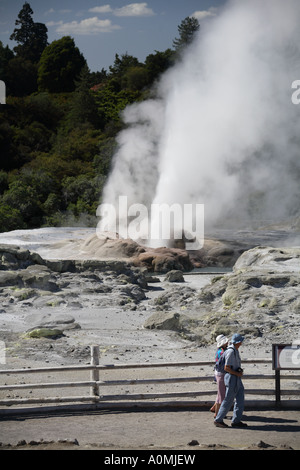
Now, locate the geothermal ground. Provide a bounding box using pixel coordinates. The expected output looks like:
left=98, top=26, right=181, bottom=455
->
left=0, top=226, right=299, bottom=450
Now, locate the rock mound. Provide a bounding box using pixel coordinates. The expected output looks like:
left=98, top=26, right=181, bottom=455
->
left=144, top=246, right=300, bottom=346
left=144, top=311, right=186, bottom=331
left=234, top=246, right=300, bottom=272
left=80, top=233, right=145, bottom=259
left=189, top=238, right=252, bottom=268
left=79, top=234, right=194, bottom=272
left=165, top=270, right=185, bottom=282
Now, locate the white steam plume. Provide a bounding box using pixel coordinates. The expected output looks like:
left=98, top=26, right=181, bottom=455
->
left=99, top=0, right=300, bottom=245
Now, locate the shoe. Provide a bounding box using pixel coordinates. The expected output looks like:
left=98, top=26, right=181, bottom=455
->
left=231, top=421, right=248, bottom=428
left=214, top=420, right=229, bottom=428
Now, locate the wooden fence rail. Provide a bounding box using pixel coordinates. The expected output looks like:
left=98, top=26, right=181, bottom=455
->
left=0, top=345, right=299, bottom=413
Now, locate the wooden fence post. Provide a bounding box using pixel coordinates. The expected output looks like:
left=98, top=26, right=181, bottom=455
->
left=275, top=369, right=281, bottom=407
left=90, top=345, right=100, bottom=399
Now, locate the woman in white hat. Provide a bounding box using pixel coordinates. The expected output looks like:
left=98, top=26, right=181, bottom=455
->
left=210, top=334, right=229, bottom=418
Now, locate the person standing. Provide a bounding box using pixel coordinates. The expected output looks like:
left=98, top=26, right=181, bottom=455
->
left=210, top=335, right=228, bottom=418
left=214, top=333, right=247, bottom=428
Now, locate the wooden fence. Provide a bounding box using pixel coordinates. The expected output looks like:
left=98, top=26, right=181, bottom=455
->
left=0, top=345, right=299, bottom=415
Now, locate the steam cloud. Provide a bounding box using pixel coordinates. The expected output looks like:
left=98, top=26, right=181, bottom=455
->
left=99, top=0, right=300, bottom=245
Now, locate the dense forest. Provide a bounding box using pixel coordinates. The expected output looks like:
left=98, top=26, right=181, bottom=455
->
left=0, top=2, right=199, bottom=233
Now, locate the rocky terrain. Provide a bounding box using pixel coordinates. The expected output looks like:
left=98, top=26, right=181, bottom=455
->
left=145, top=246, right=300, bottom=347
left=0, top=227, right=299, bottom=369
left=0, top=242, right=153, bottom=365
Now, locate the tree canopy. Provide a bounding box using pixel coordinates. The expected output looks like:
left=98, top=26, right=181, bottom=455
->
left=38, top=36, right=86, bottom=93
left=10, top=1, right=48, bottom=63
left=173, top=16, right=200, bottom=54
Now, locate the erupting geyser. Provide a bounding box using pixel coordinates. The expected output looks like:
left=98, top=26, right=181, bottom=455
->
left=98, top=0, right=300, bottom=248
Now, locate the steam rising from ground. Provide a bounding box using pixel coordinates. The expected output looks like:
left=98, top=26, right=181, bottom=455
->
left=99, top=0, right=300, bottom=245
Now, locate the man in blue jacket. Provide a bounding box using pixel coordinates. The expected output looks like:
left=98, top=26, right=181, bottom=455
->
left=214, top=333, right=247, bottom=428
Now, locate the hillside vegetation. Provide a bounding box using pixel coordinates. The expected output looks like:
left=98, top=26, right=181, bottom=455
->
left=0, top=2, right=199, bottom=232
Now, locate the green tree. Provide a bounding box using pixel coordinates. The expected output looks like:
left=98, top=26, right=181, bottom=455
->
left=145, top=49, right=175, bottom=84
left=10, top=2, right=34, bottom=49
left=62, top=174, right=104, bottom=217
left=68, top=64, right=104, bottom=129
left=53, top=125, right=101, bottom=163
left=38, top=36, right=86, bottom=93
left=0, top=203, right=25, bottom=231
left=109, top=53, right=141, bottom=77
left=109, top=53, right=142, bottom=90
left=122, top=66, right=149, bottom=91
left=0, top=42, right=14, bottom=83
left=5, top=57, right=38, bottom=96
left=0, top=112, right=18, bottom=170
left=2, top=180, right=40, bottom=227
left=1, top=168, right=57, bottom=228
left=10, top=2, right=48, bottom=63
left=90, top=68, right=107, bottom=88
left=173, top=17, right=200, bottom=54
left=93, top=137, right=117, bottom=175
left=95, top=83, right=141, bottom=125
left=0, top=93, right=62, bottom=171
left=0, top=171, right=8, bottom=194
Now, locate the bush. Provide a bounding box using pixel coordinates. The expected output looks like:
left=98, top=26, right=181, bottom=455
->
left=0, top=202, right=26, bottom=231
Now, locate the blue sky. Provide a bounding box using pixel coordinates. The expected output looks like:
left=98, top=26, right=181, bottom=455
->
left=0, top=0, right=227, bottom=71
